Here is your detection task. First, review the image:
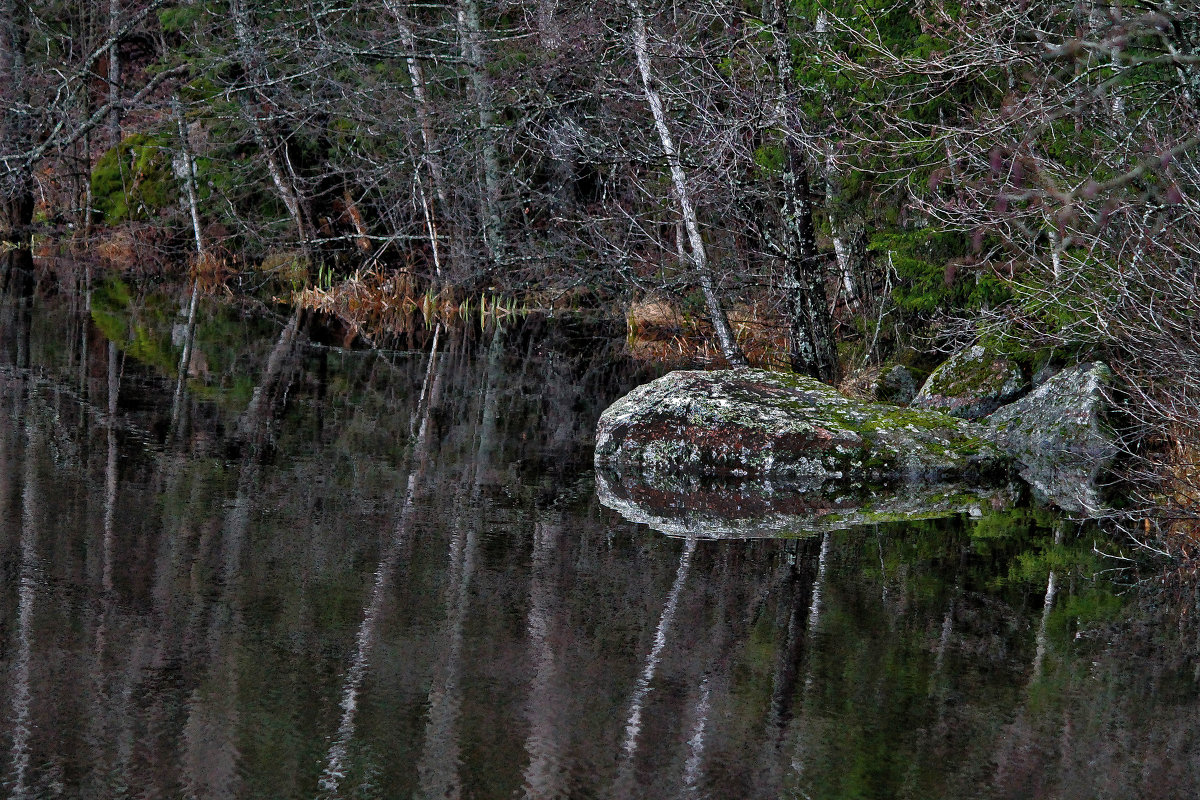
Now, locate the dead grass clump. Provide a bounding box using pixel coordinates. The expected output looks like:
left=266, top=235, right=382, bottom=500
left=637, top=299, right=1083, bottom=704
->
left=94, top=225, right=171, bottom=273
left=1163, top=427, right=1200, bottom=514
left=295, top=268, right=526, bottom=343
left=838, top=362, right=886, bottom=401
left=628, top=297, right=685, bottom=338
left=191, top=250, right=234, bottom=293
left=624, top=298, right=789, bottom=369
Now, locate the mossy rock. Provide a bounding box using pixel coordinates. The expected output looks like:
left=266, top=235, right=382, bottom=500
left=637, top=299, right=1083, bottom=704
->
left=987, top=363, right=1118, bottom=515
left=91, top=133, right=178, bottom=224
left=873, top=364, right=918, bottom=404
left=912, top=344, right=1028, bottom=419
left=594, top=369, right=1006, bottom=487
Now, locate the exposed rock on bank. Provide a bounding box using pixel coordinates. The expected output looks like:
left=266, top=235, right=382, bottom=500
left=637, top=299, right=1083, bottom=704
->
left=912, top=344, right=1027, bottom=419
left=595, top=363, right=1120, bottom=519
left=988, top=362, right=1118, bottom=514
left=594, top=369, right=1005, bottom=486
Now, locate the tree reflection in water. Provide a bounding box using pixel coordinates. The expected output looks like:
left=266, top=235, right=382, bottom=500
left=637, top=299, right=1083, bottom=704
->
left=1, top=263, right=1199, bottom=799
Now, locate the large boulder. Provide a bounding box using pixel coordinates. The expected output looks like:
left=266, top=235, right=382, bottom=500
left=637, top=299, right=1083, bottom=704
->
left=912, top=344, right=1027, bottom=419
left=594, top=369, right=1006, bottom=487
left=987, top=362, right=1119, bottom=515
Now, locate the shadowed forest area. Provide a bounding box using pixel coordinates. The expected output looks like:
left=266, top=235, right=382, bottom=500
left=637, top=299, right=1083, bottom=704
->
left=2, top=1, right=1199, bottom=521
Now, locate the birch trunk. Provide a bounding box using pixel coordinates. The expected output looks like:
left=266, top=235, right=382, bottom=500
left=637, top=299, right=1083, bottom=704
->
left=457, top=0, right=505, bottom=267
left=769, top=0, right=838, bottom=382
left=230, top=0, right=313, bottom=256
left=172, top=95, right=203, bottom=429
left=107, top=0, right=121, bottom=144
left=627, top=0, right=746, bottom=367
left=825, top=147, right=864, bottom=312
left=386, top=0, right=450, bottom=278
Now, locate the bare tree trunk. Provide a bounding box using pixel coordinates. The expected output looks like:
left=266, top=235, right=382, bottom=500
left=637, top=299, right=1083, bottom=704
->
left=769, top=0, right=838, bottom=382
left=386, top=1, right=450, bottom=279
left=172, top=95, right=203, bottom=430
left=627, top=0, right=746, bottom=367
left=107, top=0, right=121, bottom=145
left=0, top=0, right=34, bottom=242
left=230, top=0, right=313, bottom=258
left=457, top=0, right=505, bottom=268
left=537, top=0, right=561, bottom=50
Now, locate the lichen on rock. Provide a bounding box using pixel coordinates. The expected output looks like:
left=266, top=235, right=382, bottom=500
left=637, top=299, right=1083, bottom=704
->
left=594, top=369, right=1005, bottom=487
left=987, top=362, right=1118, bottom=515
left=912, top=344, right=1028, bottom=419
left=873, top=364, right=919, bottom=405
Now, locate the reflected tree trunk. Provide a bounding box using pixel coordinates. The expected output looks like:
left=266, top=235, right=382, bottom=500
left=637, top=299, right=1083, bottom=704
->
left=415, top=326, right=503, bottom=800
left=319, top=325, right=445, bottom=797
left=755, top=536, right=821, bottom=797
left=9, top=249, right=33, bottom=369
left=680, top=676, right=711, bottom=799
left=992, top=520, right=1069, bottom=793
left=613, top=535, right=697, bottom=797
left=1032, top=521, right=1067, bottom=679
left=236, top=309, right=303, bottom=445
left=787, top=531, right=831, bottom=792
left=183, top=313, right=306, bottom=798
left=520, top=517, right=567, bottom=800
left=9, top=397, right=41, bottom=799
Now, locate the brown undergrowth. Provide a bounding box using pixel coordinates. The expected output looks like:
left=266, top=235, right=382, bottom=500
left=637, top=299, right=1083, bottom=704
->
left=624, top=296, right=790, bottom=369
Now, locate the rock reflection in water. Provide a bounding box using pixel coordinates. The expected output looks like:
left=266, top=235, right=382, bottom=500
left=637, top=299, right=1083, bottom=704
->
left=3, top=262, right=1200, bottom=799
left=596, top=466, right=1017, bottom=538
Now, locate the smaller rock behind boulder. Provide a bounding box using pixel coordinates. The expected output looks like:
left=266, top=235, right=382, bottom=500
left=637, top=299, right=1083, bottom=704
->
left=873, top=364, right=919, bottom=405
left=987, top=362, right=1119, bottom=515
left=912, top=344, right=1028, bottom=419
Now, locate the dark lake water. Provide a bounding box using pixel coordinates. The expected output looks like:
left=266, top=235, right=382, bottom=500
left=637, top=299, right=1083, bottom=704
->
left=3, top=254, right=1200, bottom=799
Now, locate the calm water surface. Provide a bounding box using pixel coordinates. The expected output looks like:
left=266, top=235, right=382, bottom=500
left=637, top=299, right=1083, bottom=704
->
left=2, top=256, right=1199, bottom=799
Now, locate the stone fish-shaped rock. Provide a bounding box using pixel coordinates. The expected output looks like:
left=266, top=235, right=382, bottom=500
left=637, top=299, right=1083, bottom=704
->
left=594, top=369, right=1006, bottom=487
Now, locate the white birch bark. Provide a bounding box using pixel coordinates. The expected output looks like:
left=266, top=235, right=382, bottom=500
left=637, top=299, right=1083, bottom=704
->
left=627, top=0, right=746, bottom=367
left=457, top=0, right=505, bottom=266
left=172, top=95, right=203, bottom=429
left=319, top=326, right=444, bottom=796
left=107, top=0, right=121, bottom=144
left=768, top=0, right=837, bottom=381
